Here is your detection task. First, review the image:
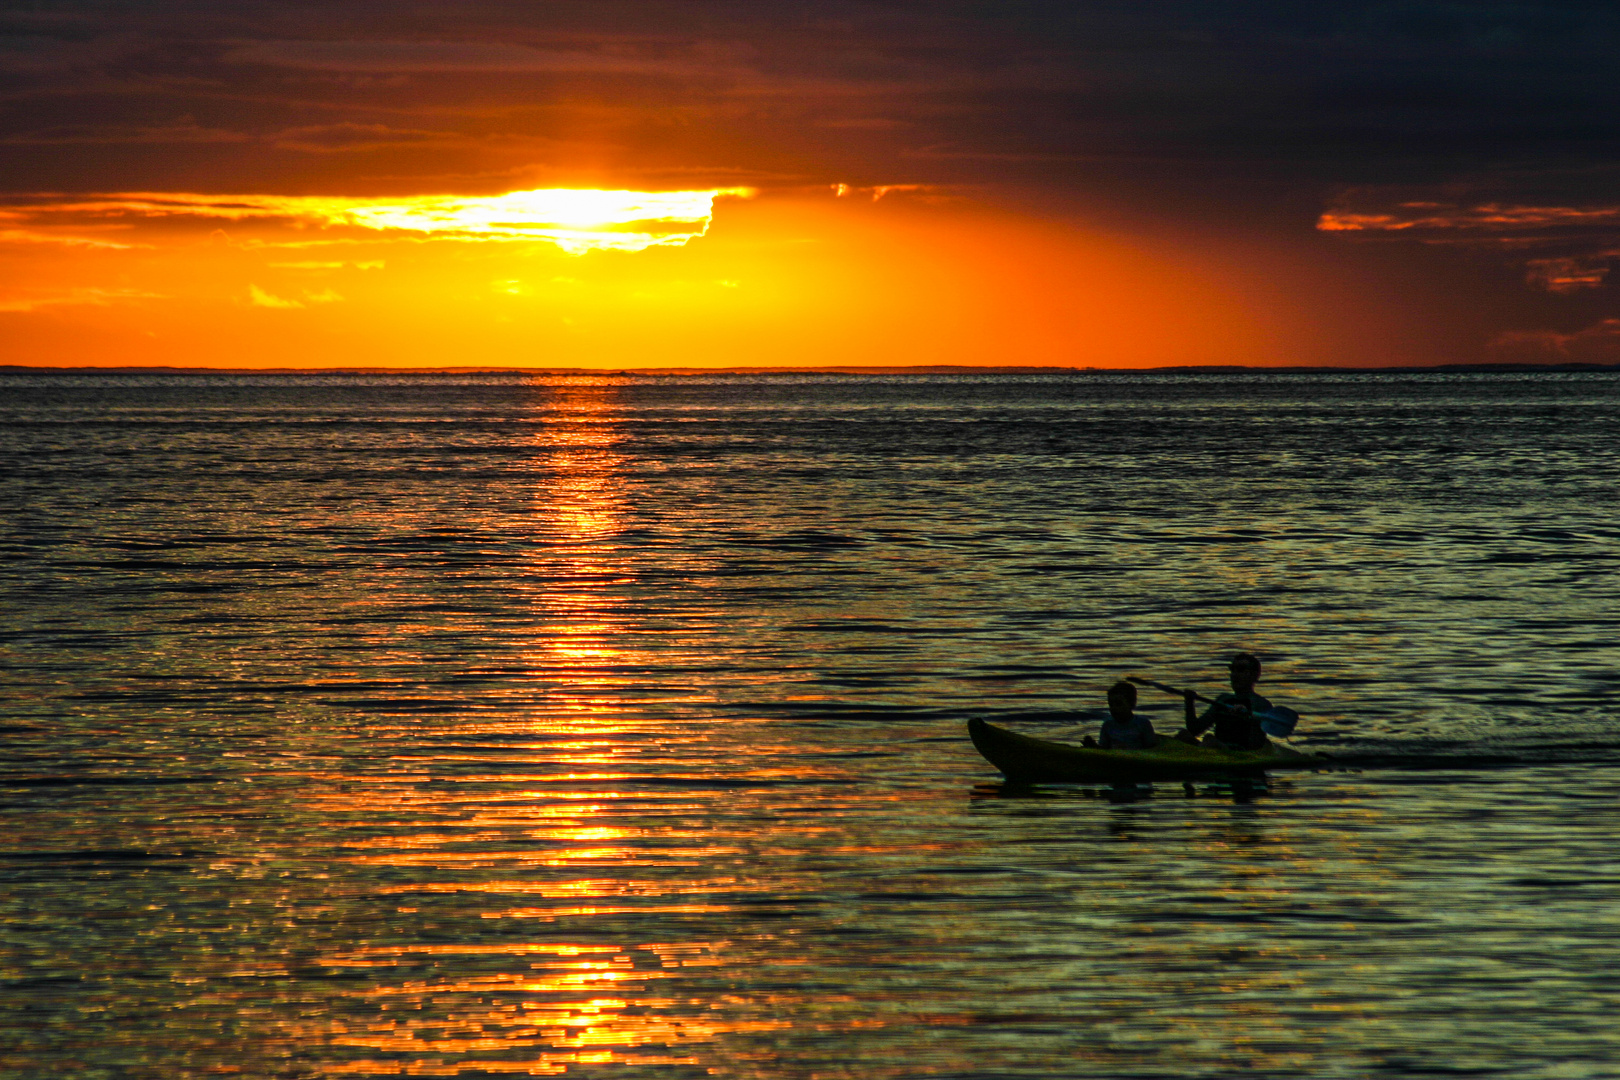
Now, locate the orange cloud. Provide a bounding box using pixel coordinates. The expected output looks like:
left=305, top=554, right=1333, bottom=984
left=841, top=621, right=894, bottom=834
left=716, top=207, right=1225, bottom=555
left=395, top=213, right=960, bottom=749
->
left=1523, top=255, right=1614, bottom=294
left=1319, top=201, right=1620, bottom=234
left=0, top=229, right=145, bottom=250
left=0, top=286, right=165, bottom=313
left=247, top=284, right=303, bottom=309
left=832, top=183, right=931, bottom=201
left=1319, top=185, right=1620, bottom=294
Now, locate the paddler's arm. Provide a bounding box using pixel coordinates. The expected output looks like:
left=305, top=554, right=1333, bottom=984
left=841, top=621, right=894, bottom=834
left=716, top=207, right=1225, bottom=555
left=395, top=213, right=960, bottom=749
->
left=1180, top=691, right=1249, bottom=742
left=1173, top=689, right=1202, bottom=744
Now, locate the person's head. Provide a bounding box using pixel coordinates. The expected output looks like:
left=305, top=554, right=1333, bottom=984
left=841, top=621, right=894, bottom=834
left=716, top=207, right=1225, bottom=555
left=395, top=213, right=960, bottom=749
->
left=1107, top=680, right=1137, bottom=721
left=1229, top=652, right=1261, bottom=693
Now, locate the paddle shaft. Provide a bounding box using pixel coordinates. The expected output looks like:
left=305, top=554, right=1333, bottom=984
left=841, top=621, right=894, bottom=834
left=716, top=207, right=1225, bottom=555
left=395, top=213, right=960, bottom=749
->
left=1127, top=676, right=1220, bottom=708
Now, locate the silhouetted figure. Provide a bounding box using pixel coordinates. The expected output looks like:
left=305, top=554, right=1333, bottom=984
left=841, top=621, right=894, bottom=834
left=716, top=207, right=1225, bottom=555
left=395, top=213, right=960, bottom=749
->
left=1082, top=680, right=1158, bottom=750
left=1176, top=652, right=1271, bottom=750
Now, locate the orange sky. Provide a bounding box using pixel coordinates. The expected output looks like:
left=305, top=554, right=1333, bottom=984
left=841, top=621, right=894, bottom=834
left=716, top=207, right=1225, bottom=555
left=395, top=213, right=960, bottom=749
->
left=3, top=4, right=1616, bottom=369
left=0, top=185, right=1304, bottom=370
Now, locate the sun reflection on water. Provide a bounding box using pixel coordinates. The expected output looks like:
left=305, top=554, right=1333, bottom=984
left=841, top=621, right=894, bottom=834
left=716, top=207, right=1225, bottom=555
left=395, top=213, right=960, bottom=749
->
left=277, top=380, right=805, bottom=1074
left=529, top=379, right=635, bottom=687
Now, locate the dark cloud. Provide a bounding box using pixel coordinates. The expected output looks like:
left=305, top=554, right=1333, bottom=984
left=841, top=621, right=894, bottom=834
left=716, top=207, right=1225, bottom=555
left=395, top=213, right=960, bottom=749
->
left=4, top=1, right=1614, bottom=191
left=1, top=118, right=250, bottom=144
left=268, top=121, right=470, bottom=153
left=223, top=40, right=742, bottom=77
left=1492, top=317, right=1620, bottom=362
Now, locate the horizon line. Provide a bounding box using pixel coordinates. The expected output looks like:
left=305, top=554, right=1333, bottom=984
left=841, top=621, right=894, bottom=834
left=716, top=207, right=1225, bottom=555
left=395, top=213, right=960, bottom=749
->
left=3, top=361, right=1618, bottom=376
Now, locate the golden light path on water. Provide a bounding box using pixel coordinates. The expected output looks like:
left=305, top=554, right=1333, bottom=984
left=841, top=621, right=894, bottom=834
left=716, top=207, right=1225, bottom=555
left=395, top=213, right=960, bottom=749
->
left=278, top=382, right=802, bottom=1073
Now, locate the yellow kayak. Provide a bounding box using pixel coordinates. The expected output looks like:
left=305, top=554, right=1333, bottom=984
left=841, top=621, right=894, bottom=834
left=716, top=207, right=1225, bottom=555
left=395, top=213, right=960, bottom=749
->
left=967, top=717, right=1327, bottom=783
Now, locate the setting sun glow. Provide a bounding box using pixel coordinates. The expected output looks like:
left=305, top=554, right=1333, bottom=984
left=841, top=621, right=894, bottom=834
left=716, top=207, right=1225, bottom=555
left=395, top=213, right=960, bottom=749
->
left=0, top=184, right=1282, bottom=370
left=16, top=187, right=753, bottom=255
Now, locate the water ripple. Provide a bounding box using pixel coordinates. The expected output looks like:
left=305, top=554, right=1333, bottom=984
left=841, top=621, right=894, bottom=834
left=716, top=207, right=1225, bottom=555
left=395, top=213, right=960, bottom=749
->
left=2, top=372, right=1618, bottom=1077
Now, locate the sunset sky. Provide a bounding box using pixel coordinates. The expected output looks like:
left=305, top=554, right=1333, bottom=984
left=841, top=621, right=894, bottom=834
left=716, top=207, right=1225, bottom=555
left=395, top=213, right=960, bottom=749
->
left=3, top=1, right=1618, bottom=369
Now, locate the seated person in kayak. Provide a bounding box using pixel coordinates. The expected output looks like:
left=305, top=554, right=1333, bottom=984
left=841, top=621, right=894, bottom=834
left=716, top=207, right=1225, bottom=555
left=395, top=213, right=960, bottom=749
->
left=1176, top=652, right=1271, bottom=750
left=1082, top=681, right=1158, bottom=750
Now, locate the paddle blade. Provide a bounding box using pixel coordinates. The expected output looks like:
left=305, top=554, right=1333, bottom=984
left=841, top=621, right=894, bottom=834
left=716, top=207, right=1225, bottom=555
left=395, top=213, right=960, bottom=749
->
left=1259, top=706, right=1299, bottom=737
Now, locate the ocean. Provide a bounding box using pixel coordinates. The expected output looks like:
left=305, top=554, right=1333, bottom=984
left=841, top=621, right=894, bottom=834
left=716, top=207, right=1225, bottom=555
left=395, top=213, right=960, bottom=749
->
left=2, top=370, right=1618, bottom=1078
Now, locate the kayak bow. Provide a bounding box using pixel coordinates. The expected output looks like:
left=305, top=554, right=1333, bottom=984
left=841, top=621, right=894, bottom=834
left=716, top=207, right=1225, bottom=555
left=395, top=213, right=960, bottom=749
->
left=967, top=717, right=1325, bottom=783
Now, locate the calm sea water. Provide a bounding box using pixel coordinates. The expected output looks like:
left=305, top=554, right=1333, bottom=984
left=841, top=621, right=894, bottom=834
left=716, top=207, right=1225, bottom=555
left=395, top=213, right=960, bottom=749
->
left=2, top=371, right=1618, bottom=1079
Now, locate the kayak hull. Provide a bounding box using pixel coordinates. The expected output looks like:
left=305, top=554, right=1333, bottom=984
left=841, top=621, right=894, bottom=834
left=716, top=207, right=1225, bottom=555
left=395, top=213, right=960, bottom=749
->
left=967, top=717, right=1326, bottom=783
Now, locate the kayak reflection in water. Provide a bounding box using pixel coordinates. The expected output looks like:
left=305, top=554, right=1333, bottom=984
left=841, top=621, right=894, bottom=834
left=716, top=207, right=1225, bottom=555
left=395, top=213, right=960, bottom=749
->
left=1082, top=680, right=1159, bottom=750
left=1175, top=652, right=1272, bottom=751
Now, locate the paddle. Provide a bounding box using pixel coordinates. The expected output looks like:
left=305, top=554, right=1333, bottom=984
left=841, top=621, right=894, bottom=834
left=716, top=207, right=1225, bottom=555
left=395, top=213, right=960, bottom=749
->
left=1127, top=675, right=1300, bottom=737
left=1128, top=676, right=1217, bottom=707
